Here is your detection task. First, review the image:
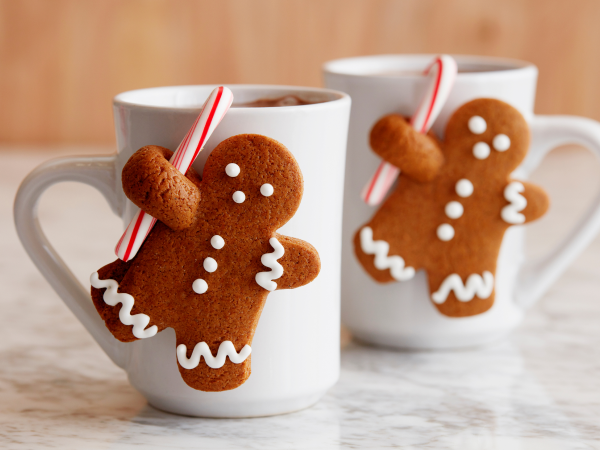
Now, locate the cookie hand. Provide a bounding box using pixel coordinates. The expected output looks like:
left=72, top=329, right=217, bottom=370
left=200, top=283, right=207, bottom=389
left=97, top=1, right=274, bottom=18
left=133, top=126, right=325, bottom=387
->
left=501, top=179, right=549, bottom=225
left=122, top=145, right=202, bottom=230
left=370, top=114, right=444, bottom=182
left=273, top=235, right=321, bottom=290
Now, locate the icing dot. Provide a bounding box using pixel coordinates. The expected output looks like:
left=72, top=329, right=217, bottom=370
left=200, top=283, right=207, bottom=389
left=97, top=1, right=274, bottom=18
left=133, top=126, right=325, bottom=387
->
left=203, top=257, right=218, bottom=273
left=437, top=224, right=455, bottom=241
left=192, top=279, right=208, bottom=294
left=455, top=179, right=474, bottom=198
left=468, top=116, right=487, bottom=134
left=210, top=235, right=225, bottom=249
left=225, top=163, right=240, bottom=177
left=473, top=142, right=491, bottom=160
left=493, top=134, right=511, bottom=151
left=232, top=191, right=246, bottom=203
left=445, top=201, right=464, bottom=219
left=260, top=183, right=274, bottom=197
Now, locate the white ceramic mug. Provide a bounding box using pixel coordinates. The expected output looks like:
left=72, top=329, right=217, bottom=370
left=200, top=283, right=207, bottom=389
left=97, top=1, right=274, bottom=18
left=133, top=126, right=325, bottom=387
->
left=324, top=54, right=600, bottom=349
left=14, top=85, right=351, bottom=417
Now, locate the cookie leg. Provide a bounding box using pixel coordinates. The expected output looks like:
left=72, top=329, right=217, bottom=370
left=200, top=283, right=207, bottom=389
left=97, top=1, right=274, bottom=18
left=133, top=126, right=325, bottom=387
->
left=427, top=270, right=496, bottom=317
left=91, top=258, right=138, bottom=342
left=176, top=339, right=252, bottom=392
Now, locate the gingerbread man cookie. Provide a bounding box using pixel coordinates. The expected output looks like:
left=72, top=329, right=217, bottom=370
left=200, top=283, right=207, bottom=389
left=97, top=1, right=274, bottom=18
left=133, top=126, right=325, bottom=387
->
left=354, top=98, right=549, bottom=317
left=91, top=134, right=320, bottom=391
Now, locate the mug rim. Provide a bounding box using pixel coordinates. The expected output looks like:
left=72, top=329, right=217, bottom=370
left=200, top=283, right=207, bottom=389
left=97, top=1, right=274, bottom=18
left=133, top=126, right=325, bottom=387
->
left=322, top=54, right=538, bottom=79
left=113, top=84, right=350, bottom=112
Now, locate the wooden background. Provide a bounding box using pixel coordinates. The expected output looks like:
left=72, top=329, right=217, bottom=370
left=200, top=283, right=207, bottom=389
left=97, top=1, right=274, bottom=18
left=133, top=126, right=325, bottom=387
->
left=2, top=0, right=600, bottom=145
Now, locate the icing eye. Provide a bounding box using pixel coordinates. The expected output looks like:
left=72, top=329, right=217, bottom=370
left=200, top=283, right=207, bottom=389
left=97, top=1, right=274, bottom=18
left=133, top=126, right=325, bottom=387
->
left=468, top=116, right=487, bottom=134
left=225, top=163, right=240, bottom=177
left=473, top=142, right=490, bottom=160
left=445, top=201, right=464, bottom=219
left=192, top=279, right=208, bottom=294
left=210, top=235, right=225, bottom=249
left=493, top=134, right=511, bottom=151
left=232, top=191, right=246, bottom=203
left=203, top=257, right=218, bottom=273
left=437, top=224, right=455, bottom=241
left=260, top=183, right=274, bottom=197
left=455, top=179, right=474, bottom=198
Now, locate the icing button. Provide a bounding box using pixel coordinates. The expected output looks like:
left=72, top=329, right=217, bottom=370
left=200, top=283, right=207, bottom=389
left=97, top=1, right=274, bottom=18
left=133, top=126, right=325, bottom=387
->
left=225, top=163, right=240, bottom=177
left=437, top=224, right=455, bottom=241
left=473, top=142, right=490, bottom=160
left=203, top=257, right=218, bottom=273
left=210, top=235, right=225, bottom=249
left=445, top=201, right=464, bottom=219
left=260, top=183, right=274, bottom=197
left=192, top=279, right=208, bottom=294
left=493, top=134, right=511, bottom=151
left=468, top=116, right=487, bottom=134
left=455, top=179, right=474, bottom=198
left=232, top=191, right=246, bottom=203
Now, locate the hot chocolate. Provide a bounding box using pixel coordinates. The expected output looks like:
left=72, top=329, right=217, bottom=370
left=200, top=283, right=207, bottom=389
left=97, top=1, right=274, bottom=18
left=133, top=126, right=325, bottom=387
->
left=234, top=95, right=322, bottom=107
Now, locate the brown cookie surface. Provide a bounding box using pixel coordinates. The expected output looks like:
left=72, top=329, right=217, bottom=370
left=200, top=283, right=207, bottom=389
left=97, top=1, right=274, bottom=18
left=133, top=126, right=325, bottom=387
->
left=354, top=98, right=549, bottom=317
left=92, top=134, right=320, bottom=391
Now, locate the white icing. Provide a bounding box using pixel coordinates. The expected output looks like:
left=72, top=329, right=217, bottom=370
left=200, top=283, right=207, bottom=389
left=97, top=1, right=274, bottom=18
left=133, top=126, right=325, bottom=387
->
left=359, top=227, right=415, bottom=281
left=210, top=235, right=225, bottom=249
left=445, top=201, right=463, bottom=219
left=431, top=271, right=494, bottom=304
left=473, top=142, right=490, bottom=160
left=177, top=341, right=252, bottom=369
left=192, top=279, right=208, bottom=294
left=455, top=179, right=474, bottom=198
left=203, top=257, right=218, bottom=272
left=90, top=272, right=158, bottom=339
left=260, top=183, right=274, bottom=197
left=468, top=116, right=487, bottom=134
left=225, top=163, right=240, bottom=177
left=502, top=181, right=527, bottom=224
left=437, top=223, right=455, bottom=241
left=255, top=237, right=285, bottom=291
left=232, top=191, right=245, bottom=203
left=493, top=134, right=511, bottom=151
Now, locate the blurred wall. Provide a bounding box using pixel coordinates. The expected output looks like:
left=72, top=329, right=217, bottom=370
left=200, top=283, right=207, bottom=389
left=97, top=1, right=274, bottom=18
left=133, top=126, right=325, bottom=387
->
left=1, top=0, right=600, bottom=145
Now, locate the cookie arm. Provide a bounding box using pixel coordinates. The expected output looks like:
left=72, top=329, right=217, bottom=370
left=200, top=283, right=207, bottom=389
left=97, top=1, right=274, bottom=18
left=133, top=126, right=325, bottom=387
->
left=122, top=146, right=202, bottom=230
left=520, top=181, right=550, bottom=223
left=370, top=114, right=444, bottom=182
left=275, top=235, right=321, bottom=290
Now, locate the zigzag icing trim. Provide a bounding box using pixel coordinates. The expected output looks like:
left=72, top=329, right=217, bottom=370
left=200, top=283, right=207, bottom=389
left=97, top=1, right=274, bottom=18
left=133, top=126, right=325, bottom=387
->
left=360, top=227, right=415, bottom=281
left=501, top=181, right=527, bottom=224
left=90, top=272, right=158, bottom=339
left=431, top=271, right=494, bottom=304
left=177, top=341, right=252, bottom=369
left=255, top=237, right=284, bottom=291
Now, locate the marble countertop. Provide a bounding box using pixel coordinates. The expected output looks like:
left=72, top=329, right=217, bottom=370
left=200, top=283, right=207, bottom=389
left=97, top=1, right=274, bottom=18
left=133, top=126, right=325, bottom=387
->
left=1, top=147, right=599, bottom=449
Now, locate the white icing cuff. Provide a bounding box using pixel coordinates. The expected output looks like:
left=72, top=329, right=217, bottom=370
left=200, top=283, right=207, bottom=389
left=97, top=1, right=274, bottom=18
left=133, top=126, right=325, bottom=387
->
left=431, top=271, right=494, bottom=304
left=502, top=181, right=527, bottom=224
left=90, top=272, right=157, bottom=339
left=255, top=237, right=285, bottom=291
left=360, top=227, right=415, bottom=281
left=177, top=341, right=251, bottom=369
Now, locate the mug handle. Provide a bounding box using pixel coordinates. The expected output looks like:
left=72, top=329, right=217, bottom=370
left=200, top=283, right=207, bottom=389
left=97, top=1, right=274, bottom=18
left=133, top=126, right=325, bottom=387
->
left=515, top=115, right=600, bottom=309
left=14, top=154, right=129, bottom=368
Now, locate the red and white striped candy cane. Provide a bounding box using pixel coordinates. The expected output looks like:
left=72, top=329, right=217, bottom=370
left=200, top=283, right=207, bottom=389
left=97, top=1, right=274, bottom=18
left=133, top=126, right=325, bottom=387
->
left=361, top=55, right=457, bottom=206
left=115, top=86, right=234, bottom=262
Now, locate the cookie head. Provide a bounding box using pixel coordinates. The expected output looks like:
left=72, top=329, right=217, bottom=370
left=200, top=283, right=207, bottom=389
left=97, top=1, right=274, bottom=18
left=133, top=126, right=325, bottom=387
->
left=202, top=134, right=304, bottom=233
left=444, top=98, right=530, bottom=175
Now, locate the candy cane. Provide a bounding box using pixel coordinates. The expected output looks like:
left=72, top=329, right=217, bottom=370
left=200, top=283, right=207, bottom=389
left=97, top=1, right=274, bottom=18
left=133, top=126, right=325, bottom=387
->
left=115, top=86, right=234, bottom=262
left=361, top=55, right=457, bottom=206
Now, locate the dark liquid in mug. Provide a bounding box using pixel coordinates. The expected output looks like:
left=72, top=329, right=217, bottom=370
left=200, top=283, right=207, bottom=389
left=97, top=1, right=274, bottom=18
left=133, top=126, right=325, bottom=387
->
left=234, top=95, right=323, bottom=107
